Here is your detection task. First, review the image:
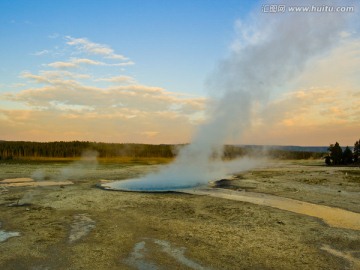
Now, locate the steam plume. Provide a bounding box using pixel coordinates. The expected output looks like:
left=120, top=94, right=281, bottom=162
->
left=108, top=0, right=357, bottom=191
left=57, top=150, right=98, bottom=181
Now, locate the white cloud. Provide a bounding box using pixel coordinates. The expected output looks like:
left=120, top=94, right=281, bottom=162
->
left=65, top=36, right=129, bottom=61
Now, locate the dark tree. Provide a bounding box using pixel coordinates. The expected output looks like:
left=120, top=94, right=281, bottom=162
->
left=354, top=140, right=360, bottom=163
left=324, top=155, right=331, bottom=165
left=342, top=146, right=353, bottom=165
left=328, top=142, right=343, bottom=165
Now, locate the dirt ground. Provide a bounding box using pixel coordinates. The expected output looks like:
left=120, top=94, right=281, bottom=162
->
left=0, top=159, right=359, bottom=270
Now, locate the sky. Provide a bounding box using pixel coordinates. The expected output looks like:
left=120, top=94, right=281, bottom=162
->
left=0, top=0, right=359, bottom=146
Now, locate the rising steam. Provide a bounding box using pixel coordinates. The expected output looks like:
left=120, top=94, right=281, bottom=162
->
left=107, top=0, right=356, bottom=191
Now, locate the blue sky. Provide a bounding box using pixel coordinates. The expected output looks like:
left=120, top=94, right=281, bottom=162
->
left=1, top=0, right=359, bottom=145
left=0, top=0, right=258, bottom=95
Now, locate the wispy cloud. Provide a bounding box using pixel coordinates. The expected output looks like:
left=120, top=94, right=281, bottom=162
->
left=47, top=58, right=105, bottom=68
left=32, top=50, right=50, bottom=56
left=65, top=36, right=129, bottom=61
left=47, top=58, right=134, bottom=69
left=96, top=75, right=136, bottom=84
left=20, top=70, right=91, bottom=84
left=47, top=61, right=77, bottom=69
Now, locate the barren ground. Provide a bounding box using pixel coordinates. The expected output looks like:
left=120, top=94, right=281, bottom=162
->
left=0, top=159, right=359, bottom=270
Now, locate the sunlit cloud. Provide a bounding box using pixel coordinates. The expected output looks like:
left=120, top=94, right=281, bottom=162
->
left=0, top=106, right=196, bottom=143
left=21, top=70, right=91, bottom=83
left=96, top=75, right=136, bottom=84
left=243, top=85, right=360, bottom=146
left=237, top=35, right=360, bottom=146
left=46, top=58, right=133, bottom=69
left=32, top=49, right=50, bottom=56
left=47, top=61, right=77, bottom=68
left=8, top=75, right=206, bottom=115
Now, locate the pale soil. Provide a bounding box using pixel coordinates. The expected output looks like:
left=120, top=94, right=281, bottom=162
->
left=0, top=159, right=359, bottom=270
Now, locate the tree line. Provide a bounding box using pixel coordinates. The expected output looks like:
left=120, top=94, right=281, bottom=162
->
left=325, top=140, right=360, bottom=165
left=0, top=141, right=175, bottom=160
left=0, top=140, right=326, bottom=161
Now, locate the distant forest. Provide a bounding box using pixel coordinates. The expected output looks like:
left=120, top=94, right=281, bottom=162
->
left=0, top=141, right=175, bottom=160
left=0, top=140, right=325, bottom=161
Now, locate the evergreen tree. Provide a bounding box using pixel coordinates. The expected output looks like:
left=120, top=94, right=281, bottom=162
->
left=354, top=140, right=360, bottom=163
left=324, top=155, right=331, bottom=165
left=328, top=142, right=343, bottom=165
left=342, top=146, right=353, bottom=165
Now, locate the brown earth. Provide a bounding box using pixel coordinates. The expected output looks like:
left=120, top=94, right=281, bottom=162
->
left=0, top=159, right=359, bottom=270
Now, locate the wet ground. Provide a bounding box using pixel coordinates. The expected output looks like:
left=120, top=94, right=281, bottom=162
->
left=0, top=159, right=359, bottom=269
left=181, top=188, right=360, bottom=231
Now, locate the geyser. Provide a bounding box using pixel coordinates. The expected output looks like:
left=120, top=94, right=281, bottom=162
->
left=102, top=157, right=262, bottom=192
left=104, top=0, right=355, bottom=192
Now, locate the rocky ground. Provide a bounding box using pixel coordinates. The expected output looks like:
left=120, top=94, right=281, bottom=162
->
left=0, top=159, right=359, bottom=269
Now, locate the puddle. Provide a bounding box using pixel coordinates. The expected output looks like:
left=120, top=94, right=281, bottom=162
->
left=0, top=178, right=73, bottom=187
left=68, top=214, right=96, bottom=243
left=0, top=222, right=20, bottom=243
left=125, top=239, right=209, bottom=270
left=321, top=244, right=360, bottom=270
left=99, top=179, right=200, bottom=192
left=181, top=188, right=360, bottom=231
